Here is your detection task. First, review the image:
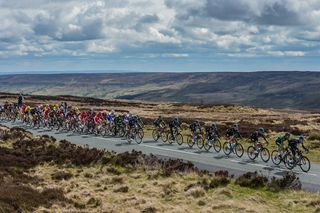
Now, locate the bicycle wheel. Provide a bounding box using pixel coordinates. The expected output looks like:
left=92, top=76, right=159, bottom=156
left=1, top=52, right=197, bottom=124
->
left=168, top=133, right=174, bottom=144
left=284, top=154, right=294, bottom=170
left=135, top=131, right=143, bottom=144
left=271, top=150, right=282, bottom=165
left=203, top=140, right=212, bottom=151
left=126, top=133, right=132, bottom=144
left=119, top=127, right=125, bottom=137
left=176, top=134, right=184, bottom=145
left=235, top=143, right=244, bottom=158
left=247, top=146, right=257, bottom=160
left=187, top=135, right=194, bottom=148
left=213, top=139, right=221, bottom=153
left=260, top=147, right=270, bottom=162
left=196, top=137, right=204, bottom=149
left=138, top=128, right=144, bottom=138
left=299, top=156, right=311, bottom=173
left=161, top=131, right=168, bottom=142
left=223, top=142, right=232, bottom=156
left=152, top=129, right=159, bottom=141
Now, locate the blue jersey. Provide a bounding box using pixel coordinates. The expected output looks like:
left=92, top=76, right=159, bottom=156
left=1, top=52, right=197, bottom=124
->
left=106, top=113, right=114, bottom=122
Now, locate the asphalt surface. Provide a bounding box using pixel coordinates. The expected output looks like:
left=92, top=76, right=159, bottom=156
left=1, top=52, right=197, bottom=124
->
left=1, top=120, right=320, bottom=192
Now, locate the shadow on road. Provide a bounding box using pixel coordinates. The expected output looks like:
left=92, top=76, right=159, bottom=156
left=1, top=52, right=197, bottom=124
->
left=157, top=143, right=174, bottom=147
left=38, top=129, right=53, bottom=133
left=177, top=146, right=192, bottom=150
left=194, top=150, right=209, bottom=154
left=142, top=140, right=157, bottom=144
left=213, top=155, right=225, bottom=160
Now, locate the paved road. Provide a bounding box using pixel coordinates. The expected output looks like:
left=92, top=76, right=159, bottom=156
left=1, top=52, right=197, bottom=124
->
left=1, top=120, right=320, bottom=192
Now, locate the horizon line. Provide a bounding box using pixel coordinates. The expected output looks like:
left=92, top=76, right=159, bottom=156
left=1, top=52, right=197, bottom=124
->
left=0, top=70, right=320, bottom=75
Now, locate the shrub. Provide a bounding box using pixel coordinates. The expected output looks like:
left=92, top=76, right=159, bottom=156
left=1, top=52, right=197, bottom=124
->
left=186, top=186, right=206, bottom=198
left=308, top=131, right=320, bottom=141
left=267, top=172, right=301, bottom=191
left=235, top=172, right=268, bottom=188
left=51, top=171, right=73, bottom=181
left=142, top=207, right=157, bottom=213
left=113, top=186, right=129, bottom=193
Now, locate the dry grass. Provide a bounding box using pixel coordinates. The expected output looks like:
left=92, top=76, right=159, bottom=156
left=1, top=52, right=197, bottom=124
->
left=27, top=164, right=320, bottom=213
left=1, top=126, right=320, bottom=212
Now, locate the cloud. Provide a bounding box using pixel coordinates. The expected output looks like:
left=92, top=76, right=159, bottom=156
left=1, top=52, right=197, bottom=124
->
left=0, top=0, right=319, bottom=61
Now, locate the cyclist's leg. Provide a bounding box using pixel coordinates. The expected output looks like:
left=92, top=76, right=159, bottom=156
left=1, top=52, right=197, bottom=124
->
left=170, top=126, right=174, bottom=139
left=289, top=144, right=296, bottom=159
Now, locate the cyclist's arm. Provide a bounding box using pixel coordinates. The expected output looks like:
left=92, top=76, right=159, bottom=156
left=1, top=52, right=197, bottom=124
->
left=301, top=142, right=308, bottom=152
left=236, top=131, right=242, bottom=139
left=262, top=134, right=269, bottom=144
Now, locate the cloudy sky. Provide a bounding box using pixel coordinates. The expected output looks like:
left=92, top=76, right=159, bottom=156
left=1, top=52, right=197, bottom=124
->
left=0, top=0, right=320, bottom=72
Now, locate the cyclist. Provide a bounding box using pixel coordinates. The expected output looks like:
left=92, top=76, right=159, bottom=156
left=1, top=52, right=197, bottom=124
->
left=0, top=105, right=4, bottom=117
left=132, top=115, right=142, bottom=129
left=154, top=116, right=166, bottom=129
left=250, top=127, right=269, bottom=148
left=127, top=115, right=140, bottom=140
left=205, top=123, right=220, bottom=145
left=190, top=120, right=202, bottom=142
left=288, top=136, right=309, bottom=161
left=25, top=105, right=31, bottom=114
left=169, top=117, right=181, bottom=140
left=107, top=110, right=115, bottom=123
left=275, top=132, right=291, bottom=151
left=226, top=124, right=242, bottom=140
left=114, top=114, right=123, bottom=135
left=60, top=102, right=68, bottom=116
left=44, top=105, right=50, bottom=120
left=17, top=93, right=24, bottom=108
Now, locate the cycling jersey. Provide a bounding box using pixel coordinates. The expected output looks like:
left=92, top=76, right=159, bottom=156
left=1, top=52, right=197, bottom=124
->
left=107, top=113, right=114, bottom=122
left=206, top=125, right=219, bottom=140
left=44, top=109, right=50, bottom=119
left=154, top=117, right=165, bottom=127
left=226, top=127, right=241, bottom=138
left=94, top=113, right=103, bottom=124
left=250, top=131, right=267, bottom=143
left=288, top=138, right=308, bottom=157
left=190, top=122, right=201, bottom=133
left=275, top=135, right=288, bottom=148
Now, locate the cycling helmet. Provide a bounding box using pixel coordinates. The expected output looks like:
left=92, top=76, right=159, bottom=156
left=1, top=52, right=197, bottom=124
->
left=211, top=123, right=217, bottom=128
left=299, top=136, right=305, bottom=141
left=233, top=124, right=239, bottom=130
left=284, top=132, right=291, bottom=138
left=258, top=128, right=264, bottom=133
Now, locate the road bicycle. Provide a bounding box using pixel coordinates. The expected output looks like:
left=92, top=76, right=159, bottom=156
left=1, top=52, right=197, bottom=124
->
left=203, top=134, right=222, bottom=152
left=284, top=150, right=310, bottom=173
left=223, top=139, right=244, bottom=158
left=187, top=132, right=205, bottom=149
left=247, top=142, right=270, bottom=162
left=166, top=128, right=183, bottom=145
left=152, top=126, right=167, bottom=142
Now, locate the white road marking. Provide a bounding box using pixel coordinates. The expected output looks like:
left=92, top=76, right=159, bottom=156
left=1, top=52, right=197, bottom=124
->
left=229, top=159, right=241, bottom=163
left=94, top=136, right=116, bottom=142
left=247, top=162, right=267, bottom=168
left=140, top=144, right=199, bottom=156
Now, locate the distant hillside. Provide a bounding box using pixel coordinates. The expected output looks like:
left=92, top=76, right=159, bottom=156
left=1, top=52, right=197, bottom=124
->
left=1, top=72, right=320, bottom=109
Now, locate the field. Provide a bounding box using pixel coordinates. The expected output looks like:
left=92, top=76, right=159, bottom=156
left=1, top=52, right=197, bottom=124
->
left=1, top=126, right=320, bottom=212
left=1, top=72, right=320, bottom=109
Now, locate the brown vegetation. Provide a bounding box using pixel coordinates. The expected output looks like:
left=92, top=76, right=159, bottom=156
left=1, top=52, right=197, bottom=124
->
left=0, top=125, right=320, bottom=212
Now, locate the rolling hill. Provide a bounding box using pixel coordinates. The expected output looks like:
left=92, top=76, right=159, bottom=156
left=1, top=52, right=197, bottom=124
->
left=1, top=72, right=320, bottom=109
